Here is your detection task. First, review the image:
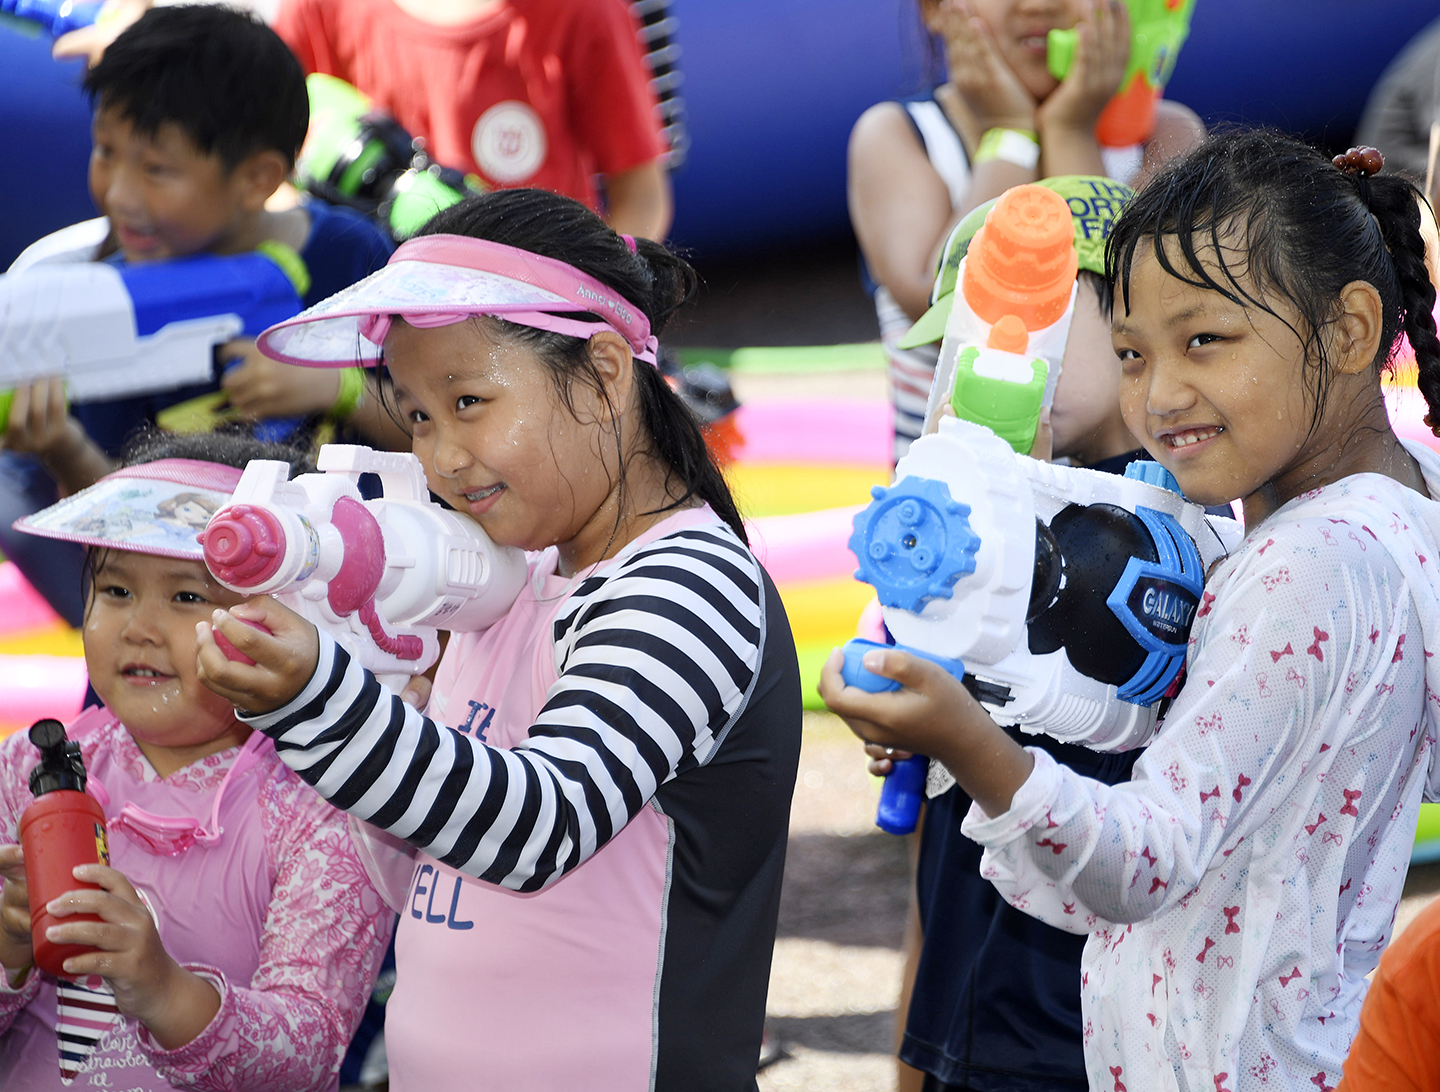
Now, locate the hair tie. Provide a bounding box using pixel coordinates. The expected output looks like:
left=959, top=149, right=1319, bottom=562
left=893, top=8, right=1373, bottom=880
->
left=621, top=234, right=638, bottom=254
left=1333, top=146, right=1385, bottom=178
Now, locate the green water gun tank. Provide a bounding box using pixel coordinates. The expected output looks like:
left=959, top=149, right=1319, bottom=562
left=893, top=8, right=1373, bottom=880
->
left=296, top=73, right=485, bottom=241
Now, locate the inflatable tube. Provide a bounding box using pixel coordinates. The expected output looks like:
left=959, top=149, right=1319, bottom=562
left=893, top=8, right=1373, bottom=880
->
left=667, top=0, right=1440, bottom=253
left=0, top=558, right=65, bottom=636
left=7, top=2, right=1438, bottom=261
left=731, top=399, right=891, bottom=465
left=0, top=31, right=93, bottom=269
left=1414, top=804, right=1440, bottom=864
left=747, top=505, right=865, bottom=586
left=0, top=654, right=87, bottom=736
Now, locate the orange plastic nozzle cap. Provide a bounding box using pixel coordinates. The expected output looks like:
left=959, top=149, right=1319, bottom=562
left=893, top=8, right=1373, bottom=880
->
left=986, top=314, right=1029, bottom=354
left=961, top=184, right=1079, bottom=331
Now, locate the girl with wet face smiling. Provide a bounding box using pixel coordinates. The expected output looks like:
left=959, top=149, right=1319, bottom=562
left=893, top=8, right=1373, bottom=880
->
left=822, top=130, right=1440, bottom=1088
left=0, top=430, right=395, bottom=1091
left=196, top=189, right=802, bottom=1091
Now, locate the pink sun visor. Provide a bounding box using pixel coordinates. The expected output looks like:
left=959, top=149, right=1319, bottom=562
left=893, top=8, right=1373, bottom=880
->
left=13, top=459, right=244, bottom=561
left=256, top=235, right=659, bottom=367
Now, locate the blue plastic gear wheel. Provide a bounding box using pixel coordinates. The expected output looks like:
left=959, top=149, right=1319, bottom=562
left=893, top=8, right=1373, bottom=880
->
left=1123, top=460, right=1181, bottom=494
left=848, top=475, right=980, bottom=613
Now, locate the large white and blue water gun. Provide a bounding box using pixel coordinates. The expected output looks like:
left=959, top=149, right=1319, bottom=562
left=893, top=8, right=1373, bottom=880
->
left=0, top=246, right=304, bottom=432
left=843, top=184, right=1240, bottom=834
left=843, top=420, right=1238, bottom=832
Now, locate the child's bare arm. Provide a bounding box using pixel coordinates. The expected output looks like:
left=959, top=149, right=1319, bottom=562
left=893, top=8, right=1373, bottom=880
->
left=1035, top=0, right=1129, bottom=179
left=817, top=646, right=1033, bottom=818
left=219, top=340, right=414, bottom=452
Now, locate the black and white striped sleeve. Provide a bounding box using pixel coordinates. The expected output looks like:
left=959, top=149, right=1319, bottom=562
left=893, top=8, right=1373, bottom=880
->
left=242, top=524, right=766, bottom=892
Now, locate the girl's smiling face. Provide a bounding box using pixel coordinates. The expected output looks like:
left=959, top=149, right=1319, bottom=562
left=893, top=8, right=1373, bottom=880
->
left=85, top=550, right=251, bottom=778
left=385, top=319, right=625, bottom=573
left=1112, top=241, right=1317, bottom=521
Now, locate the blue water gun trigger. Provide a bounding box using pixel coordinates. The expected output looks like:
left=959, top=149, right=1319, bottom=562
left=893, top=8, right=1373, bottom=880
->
left=840, top=638, right=966, bottom=835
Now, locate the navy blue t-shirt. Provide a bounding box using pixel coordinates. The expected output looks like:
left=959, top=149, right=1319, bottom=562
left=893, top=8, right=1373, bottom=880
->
left=901, top=449, right=1150, bottom=1092
left=74, top=200, right=392, bottom=456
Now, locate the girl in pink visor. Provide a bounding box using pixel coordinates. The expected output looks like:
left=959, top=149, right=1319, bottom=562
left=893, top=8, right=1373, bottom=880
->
left=200, top=189, right=802, bottom=1092
left=0, top=428, right=397, bottom=1091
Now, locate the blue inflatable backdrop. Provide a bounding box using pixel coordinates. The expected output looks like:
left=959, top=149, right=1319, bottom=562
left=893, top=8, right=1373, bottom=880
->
left=2, top=0, right=1437, bottom=266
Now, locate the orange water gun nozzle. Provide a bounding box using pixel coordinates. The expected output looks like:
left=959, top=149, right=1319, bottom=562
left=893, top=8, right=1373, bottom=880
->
left=960, top=185, right=1079, bottom=331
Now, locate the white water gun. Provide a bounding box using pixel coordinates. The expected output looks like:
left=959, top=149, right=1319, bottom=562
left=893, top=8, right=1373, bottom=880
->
left=200, top=444, right=527, bottom=689
left=843, top=419, right=1240, bottom=830
left=843, top=184, right=1240, bottom=833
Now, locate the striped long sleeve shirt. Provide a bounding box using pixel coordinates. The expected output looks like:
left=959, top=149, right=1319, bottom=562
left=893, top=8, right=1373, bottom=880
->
left=243, top=510, right=802, bottom=1091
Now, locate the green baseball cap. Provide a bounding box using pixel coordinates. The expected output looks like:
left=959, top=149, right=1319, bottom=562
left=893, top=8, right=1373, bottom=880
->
left=897, top=175, right=1135, bottom=349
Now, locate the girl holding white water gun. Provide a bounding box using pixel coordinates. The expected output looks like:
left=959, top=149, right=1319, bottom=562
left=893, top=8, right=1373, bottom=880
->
left=823, top=130, right=1440, bottom=1089
left=196, top=189, right=802, bottom=1092
left=0, top=429, right=396, bottom=1091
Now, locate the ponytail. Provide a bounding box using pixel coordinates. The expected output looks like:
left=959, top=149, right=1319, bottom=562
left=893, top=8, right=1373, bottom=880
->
left=1365, top=184, right=1440, bottom=432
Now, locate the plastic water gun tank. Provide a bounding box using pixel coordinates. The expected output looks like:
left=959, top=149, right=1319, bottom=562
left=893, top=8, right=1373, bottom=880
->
left=945, top=184, right=1079, bottom=453
left=0, top=248, right=303, bottom=434
left=298, top=74, right=484, bottom=242
left=201, top=444, right=527, bottom=689
left=1046, top=0, right=1196, bottom=147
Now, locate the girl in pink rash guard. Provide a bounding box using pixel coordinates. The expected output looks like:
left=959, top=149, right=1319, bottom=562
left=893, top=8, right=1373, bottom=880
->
left=0, top=430, right=397, bottom=1091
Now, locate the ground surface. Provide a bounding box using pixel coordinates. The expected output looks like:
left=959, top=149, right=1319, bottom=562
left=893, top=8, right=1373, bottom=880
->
left=760, top=711, right=1440, bottom=1092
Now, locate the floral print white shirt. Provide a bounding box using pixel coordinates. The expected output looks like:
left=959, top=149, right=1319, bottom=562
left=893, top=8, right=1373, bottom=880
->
left=963, top=450, right=1440, bottom=1092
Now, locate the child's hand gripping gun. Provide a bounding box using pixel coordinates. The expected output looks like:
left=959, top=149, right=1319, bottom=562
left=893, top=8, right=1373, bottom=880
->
left=847, top=184, right=1240, bottom=834
left=1046, top=0, right=1196, bottom=147
left=298, top=74, right=485, bottom=242
left=199, top=444, right=528, bottom=690
left=0, top=248, right=303, bottom=433
left=0, top=0, right=104, bottom=37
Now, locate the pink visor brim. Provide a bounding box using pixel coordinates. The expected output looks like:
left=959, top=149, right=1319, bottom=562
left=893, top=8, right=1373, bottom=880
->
left=256, top=235, right=659, bottom=368
left=12, top=460, right=243, bottom=561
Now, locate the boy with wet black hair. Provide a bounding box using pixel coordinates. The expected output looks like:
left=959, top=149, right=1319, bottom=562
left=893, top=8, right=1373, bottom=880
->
left=0, top=4, right=396, bottom=626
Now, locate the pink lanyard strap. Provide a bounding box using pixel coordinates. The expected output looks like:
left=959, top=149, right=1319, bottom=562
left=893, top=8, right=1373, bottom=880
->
left=107, top=732, right=272, bottom=856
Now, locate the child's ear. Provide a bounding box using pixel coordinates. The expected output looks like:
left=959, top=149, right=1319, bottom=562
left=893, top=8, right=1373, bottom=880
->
left=1333, top=280, right=1385, bottom=375
left=232, top=149, right=290, bottom=213
left=585, top=332, right=637, bottom=424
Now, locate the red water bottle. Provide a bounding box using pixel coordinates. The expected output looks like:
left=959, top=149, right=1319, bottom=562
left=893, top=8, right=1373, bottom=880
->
left=19, top=719, right=108, bottom=977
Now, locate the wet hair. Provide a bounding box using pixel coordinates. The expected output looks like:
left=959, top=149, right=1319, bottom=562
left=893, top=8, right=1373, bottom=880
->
left=1077, top=270, right=1106, bottom=311
left=82, top=428, right=314, bottom=602
left=119, top=426, right=315, bottom=478
left=408, top=189, right=748, bottom=544
left=1105, top=128, right=1440, bottom=436
left=83, top=5, right=309, bottom=172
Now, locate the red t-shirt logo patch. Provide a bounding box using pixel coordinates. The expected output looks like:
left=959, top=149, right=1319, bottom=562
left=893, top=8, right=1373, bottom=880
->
left=472, top=101, right=548, bottom=184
